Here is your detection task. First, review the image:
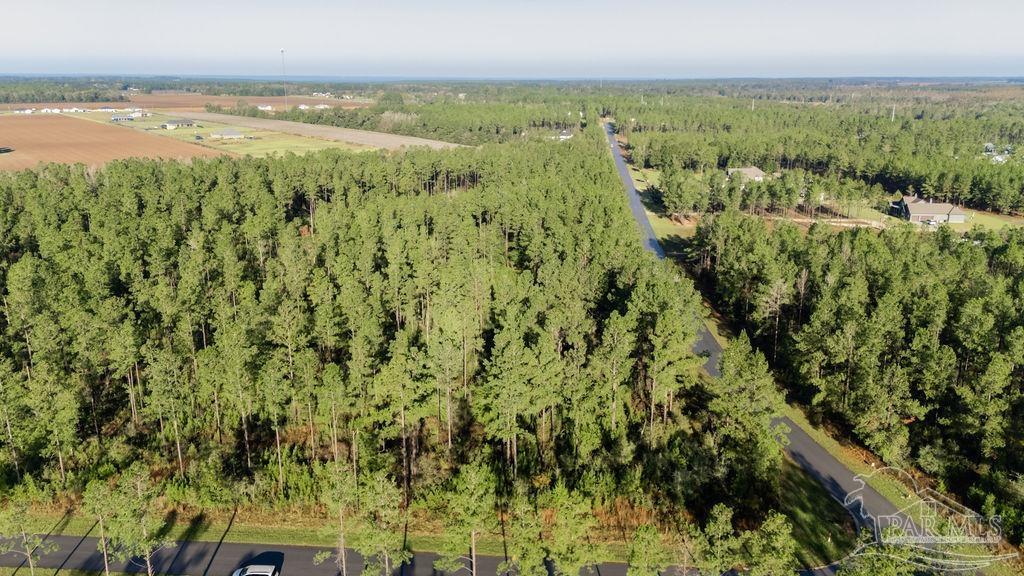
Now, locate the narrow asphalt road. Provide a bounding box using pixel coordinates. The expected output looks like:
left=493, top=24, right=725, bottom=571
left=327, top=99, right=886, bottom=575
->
left=602, top=123, right=720, bottom=377
left=601, top=121, right=914, bottom=574
left=0, top=531, right=530, bottom=576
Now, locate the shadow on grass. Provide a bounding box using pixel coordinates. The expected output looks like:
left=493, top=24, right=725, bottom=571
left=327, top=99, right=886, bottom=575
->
left=163, top=512, right=211, bottom=573
left=201, top=507, right=237, bottom=576
left=636, top=187, right=666, bottom=214
left=778, top=459, right=857, bottom=569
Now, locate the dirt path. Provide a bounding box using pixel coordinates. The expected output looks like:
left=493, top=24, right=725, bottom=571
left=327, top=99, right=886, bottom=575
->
left=173, top=111, right=461, bottom=151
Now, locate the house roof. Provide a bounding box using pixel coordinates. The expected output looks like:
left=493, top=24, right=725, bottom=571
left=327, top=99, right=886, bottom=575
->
left=727, top=166, right=766, bottom=180
left=213, top=128, right=243, bottom=137
left=902, top=195, right=966, bottom=217
left=164, top=118, right=192, bottom=125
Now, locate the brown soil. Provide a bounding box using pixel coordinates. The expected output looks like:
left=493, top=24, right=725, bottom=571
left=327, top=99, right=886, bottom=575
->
left=0, top=114, right=224, bottom=171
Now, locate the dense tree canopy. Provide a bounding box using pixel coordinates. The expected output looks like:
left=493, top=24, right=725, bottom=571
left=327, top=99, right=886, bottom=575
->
left=691, top=211, right=1024, bottom=544
left=211, top=98, right=588, bottom=145
left=0, top=128, right=794, bottom=572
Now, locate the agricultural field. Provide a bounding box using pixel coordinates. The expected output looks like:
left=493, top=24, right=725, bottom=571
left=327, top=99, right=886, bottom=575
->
left=74, top=112, right=370, bottom=157
left=0, top=114, right=221, bottom=171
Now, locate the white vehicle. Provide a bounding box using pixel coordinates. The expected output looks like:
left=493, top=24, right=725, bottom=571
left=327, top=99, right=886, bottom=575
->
left=231, top=565, right=278, bottom=576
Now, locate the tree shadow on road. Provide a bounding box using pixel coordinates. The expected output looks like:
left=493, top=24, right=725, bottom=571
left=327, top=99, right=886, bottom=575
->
left=201, top=506, right=238, bottom=576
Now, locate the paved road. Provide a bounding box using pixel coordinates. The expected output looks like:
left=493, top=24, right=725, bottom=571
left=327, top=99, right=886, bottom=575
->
left=0, top=531, right=515, bottom=576
left=173, top=112, right=461, bottom=151
left=0, top=529, right=845, bottom=576
left=601, top=121, right=916, bottom=575
left=0, top=530, right=636, bottom=576
left=601, top=123, right=721, bottom=377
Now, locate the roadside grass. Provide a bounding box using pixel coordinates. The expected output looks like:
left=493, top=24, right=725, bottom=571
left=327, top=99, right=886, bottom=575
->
left=17, top=482, right=847, bottom=572
left=17, top=506, right=616, bottom=564
left=72, top=112, right=369, bottom=157
left=626, top=164, right=728, bottom=349
left=778, top=459, right=857, bottom=569
left=782, top=405, right=919, bottom=512
left=627, top=164, right=696, bottom=254
left=781, top=405, right=1021, bottom=576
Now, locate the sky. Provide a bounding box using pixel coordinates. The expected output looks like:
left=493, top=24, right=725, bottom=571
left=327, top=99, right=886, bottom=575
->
left=4, top=0, right=1024, bottom=78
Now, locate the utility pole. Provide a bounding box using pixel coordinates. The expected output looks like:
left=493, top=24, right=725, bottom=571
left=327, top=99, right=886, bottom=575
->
left=751, top=97, right=755, bottom=111
left=891, top=103, right=896, bottom=123
left=281, top=49, right=288, bottom=111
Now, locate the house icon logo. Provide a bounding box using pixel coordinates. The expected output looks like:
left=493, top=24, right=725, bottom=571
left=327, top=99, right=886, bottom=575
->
left=841, top=467, right=1018, bottom=572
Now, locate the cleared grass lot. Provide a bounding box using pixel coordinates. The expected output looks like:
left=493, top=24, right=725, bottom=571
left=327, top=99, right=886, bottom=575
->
left=73, top=112, right=369, bottom=157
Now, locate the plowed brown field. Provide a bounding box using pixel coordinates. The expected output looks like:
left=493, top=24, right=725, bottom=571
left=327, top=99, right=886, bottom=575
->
left=0, top=114, right=224, bottom=171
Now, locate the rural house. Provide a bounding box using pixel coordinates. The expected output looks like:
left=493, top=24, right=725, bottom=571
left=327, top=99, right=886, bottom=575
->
left=161, top=119, right=195, bottom=130
left=211, top=128, right=245, bottom=140
left=727, top=166, right=767, bottom=182
left=897, top=195, right=967, bottom=224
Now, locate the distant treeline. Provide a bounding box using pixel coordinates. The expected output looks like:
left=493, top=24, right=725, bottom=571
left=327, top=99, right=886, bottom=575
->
left=0, top=78, right=127, bottom=103
left=210, top=94, right=587, bottom=145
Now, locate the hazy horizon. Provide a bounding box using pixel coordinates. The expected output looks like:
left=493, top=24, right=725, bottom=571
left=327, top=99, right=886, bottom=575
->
left=5, top=0, right=1024, bottom=78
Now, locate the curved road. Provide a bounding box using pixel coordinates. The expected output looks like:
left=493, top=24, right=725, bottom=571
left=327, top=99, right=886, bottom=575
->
left=602, top=122, right=910, bottom=574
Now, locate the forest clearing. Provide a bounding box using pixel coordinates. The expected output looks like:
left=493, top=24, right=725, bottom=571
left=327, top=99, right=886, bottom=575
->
left=175, top=111, right=463, bottom=150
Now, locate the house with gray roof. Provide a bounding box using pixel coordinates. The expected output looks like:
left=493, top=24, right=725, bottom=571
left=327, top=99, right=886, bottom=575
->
left=897, top=195, right=967, bottom=224
left=726, top=166, right=767, bottom=182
